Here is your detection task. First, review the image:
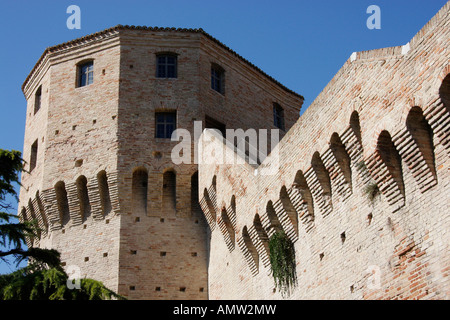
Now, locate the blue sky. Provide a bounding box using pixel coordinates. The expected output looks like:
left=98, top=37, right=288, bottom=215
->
left=0, top=0, right=447, bottom=274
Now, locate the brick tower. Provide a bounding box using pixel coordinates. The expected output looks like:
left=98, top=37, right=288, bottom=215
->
left=18, top=25, right=303, bottom=299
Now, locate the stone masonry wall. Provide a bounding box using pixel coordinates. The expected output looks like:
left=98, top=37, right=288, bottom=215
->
left=199, top=3, right=450, bottom=300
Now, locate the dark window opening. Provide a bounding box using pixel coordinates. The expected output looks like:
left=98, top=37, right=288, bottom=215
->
left=191, top=171, right=202, bottom=215
left=30, top=140, right=38, bottom=172
left=78, top=61, right=94, bottom=87
left=156, top=112, right=176, bottom=139
left=156, top=54, right=177, bottom=78
left=211, top=64, right=225, bottom=94
left=273, top=103, right=285, bottom=130
left=205, top=115, right=226, bottom=137
left=34, top=86, right=42, bottom=114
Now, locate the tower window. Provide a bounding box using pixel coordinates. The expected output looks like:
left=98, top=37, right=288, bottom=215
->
left=156, top=54, right=177, bottom=78
left=30, top=139, right=38, bottom=172
left=205, top=115, right=226, bottom=137
left=273, top=103, right=285, bottom=130
left=78, top=61, right=94, bottom=87
left=34, top=86, right=42, bottom=114
left=155, top=111, right=176, bottom=139
left=211, top=64, right=225, bottom=94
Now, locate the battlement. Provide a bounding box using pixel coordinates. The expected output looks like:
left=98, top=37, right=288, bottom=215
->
left=18, top=23, right=304, bottom=299
left=198, top=3, right=450, bottom=299
left=17, top=2, right=449, bottom=300
left=18, top=169, right=121, bottom=289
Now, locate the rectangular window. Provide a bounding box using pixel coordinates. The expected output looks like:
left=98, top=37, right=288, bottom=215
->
left=78, top=61, right=94, bottom=87
left=211, top=65, right=224, bottom=94
left=205, top=115, right=226, bottom=137
left=30, top=139, right=38, bottom=172
left=155, top=112, right=177, bottom=139
left=157, top=55, right=177, bottom=78
left=273, top=103, right=285, bottom=131
left=34, top=86, right=42, bottom=114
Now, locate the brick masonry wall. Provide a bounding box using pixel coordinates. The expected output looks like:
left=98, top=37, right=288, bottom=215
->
left=18, top=26, right=302, bottom=299
left=19, top=30, right=122, bottom=290
left=114, top=28, right=302, bottom=299
left=199, top=3, right=450, bottom=300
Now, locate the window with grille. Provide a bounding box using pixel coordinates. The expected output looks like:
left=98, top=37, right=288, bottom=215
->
left=78, top=61, right=94, bottom=87
left=211, top=64, right=225, bottom=94
left=156, top=54, right=177, bottom=78
left=156, top=111, right=177, bottom=139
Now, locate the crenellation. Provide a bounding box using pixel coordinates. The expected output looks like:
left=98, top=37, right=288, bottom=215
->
left=198, top=2, right=449, bottom=300
left=33, top=192, right=49, bottom=237
left=287, top=184, right=315, bottom=233
left=106, top=171, right=121, bottom=215
left=252, top=214, right=271, bottom=269
left=19, top=23, right=304, bottom=299
left=87, top=174, right=105, bottom=220
left=16, top=2, right=449, bottom=300
left=217, top=208, right=235, bottom=252
left=272, top=196, right=298, bottom=242
left=225, top=196, right=237, bottom=231
left=238, top=226, right=259, bottom=276
left=199, top=188, right=216, bottom=231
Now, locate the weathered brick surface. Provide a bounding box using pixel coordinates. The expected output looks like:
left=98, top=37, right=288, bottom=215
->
left=18, top=26, right=302, bottom=299
left=199, top=3, right=449, bottom=300
left=18, top=3, right=449, bottom=300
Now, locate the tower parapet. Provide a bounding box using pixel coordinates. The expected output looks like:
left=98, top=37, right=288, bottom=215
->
left=18, top=26, right=303, bottom=299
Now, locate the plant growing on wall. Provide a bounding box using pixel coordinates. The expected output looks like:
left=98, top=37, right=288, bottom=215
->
left=364, top=181, right=380, bottom=203
left=269, top=230, right=297, bottom=297
left=355, top=159, right=380, bottom=204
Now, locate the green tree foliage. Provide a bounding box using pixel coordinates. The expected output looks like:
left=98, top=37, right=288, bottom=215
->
left=0, top=265, right=124, bottom=300
left=0, top=149, right=22, bottom=211
left=0, top=149, right=125, bottom=300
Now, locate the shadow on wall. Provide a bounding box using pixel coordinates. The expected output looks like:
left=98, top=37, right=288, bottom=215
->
left=199, top=71, right=450, bottom=281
